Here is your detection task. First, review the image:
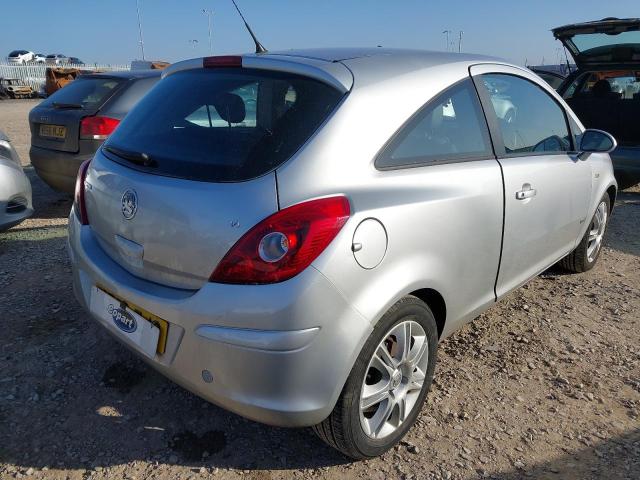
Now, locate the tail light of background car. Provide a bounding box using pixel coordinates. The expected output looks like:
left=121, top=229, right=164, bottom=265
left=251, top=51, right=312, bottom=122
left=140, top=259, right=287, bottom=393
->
left=80, top=116, right=120, bottom=140
left=210, top=196, right=351, bottom=284
left=74, top=159, right=91, bottom=225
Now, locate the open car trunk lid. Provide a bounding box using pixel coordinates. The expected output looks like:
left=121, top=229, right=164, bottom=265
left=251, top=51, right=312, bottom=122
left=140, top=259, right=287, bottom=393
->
left=553, top=18, right=640, bottom=67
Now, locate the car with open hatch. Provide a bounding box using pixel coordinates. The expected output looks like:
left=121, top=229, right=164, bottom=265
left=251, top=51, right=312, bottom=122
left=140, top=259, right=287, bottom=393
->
left=67, top=48, right=617, bottom=459
left=553, top=17, right=640, bottom=189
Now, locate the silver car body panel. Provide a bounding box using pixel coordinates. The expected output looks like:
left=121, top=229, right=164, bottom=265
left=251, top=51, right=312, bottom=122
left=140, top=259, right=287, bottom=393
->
left=68, top=49, right=617, bottom=426
left=0, top=132, right=33, bottom=231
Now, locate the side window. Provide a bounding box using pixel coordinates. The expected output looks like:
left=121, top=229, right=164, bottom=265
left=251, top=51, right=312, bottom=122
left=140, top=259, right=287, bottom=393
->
left=481, top=74, right=571, bottom=155
left=376, top=79, right=492, bottom=169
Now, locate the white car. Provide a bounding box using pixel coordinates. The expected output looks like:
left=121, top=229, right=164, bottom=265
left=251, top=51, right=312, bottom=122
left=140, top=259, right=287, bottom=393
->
left=45, top=54, right=69, bottom=65
left=32, top=53, right=47, bottom=64
left=7, top=50, right=34, bottom=64
left=0, top=131, right=33, bottom=231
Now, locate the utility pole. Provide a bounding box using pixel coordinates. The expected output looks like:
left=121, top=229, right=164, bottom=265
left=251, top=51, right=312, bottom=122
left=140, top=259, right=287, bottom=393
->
left=442, top=30, right=451, bottom=52
left=136, top=0, right=145, bottom=60
left=202, top=9, right=213, bottom=54
left=458, top=31, right=464, bottom=53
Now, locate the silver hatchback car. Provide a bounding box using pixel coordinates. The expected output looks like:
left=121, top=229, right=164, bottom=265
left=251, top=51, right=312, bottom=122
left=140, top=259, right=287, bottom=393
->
left=68, top=49, right=617, bottom=458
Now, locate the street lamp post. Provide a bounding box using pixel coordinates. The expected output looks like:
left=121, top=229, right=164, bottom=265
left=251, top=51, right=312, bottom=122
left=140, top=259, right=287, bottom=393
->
left=202, top=9, right=213, bottom=54
left=136, top=0, right=145, bottom=60
left=442, top=30, right=451, bottom=52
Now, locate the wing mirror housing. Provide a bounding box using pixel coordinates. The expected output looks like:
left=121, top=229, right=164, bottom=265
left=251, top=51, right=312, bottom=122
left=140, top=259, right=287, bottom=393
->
left=580, top=129, right=617, bottom=154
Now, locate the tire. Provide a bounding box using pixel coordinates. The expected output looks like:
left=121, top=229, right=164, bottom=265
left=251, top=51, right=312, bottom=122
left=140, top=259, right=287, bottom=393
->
left=560, top=194, right=610, bottom=273
left=313, top=296, right=438, bottom=459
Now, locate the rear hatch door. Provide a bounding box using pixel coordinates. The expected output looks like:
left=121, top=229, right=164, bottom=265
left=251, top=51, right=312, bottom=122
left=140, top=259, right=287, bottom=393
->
left=29, top=75, right=125, bottom=153
left=84, top=63, right=345, bottom=290
left=553, top=18, right=640, bottom=67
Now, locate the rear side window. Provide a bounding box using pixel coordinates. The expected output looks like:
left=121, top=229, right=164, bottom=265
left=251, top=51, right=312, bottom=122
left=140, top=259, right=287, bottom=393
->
left=376, top=79, right=492, bottom=169
left=481, top=74, right=571, bottom=154
left=40, top=77, right=124, bottom=109
left=104, top=68, right=343, bottom=182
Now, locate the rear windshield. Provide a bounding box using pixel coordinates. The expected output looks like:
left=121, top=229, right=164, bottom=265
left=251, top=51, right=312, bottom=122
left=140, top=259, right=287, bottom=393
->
left=40, top=77, right=124, bottom=109
left=103, top=68, right=343, bottom=182
left=9, top=50, right=28, bottom=56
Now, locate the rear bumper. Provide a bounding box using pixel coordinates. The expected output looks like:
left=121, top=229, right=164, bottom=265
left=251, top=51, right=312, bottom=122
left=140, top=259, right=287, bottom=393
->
left=67, top=210, right=371, bottom=427
left=30, top=145, right=93, bottom=194
left=611, top=147, right=640, bottom=189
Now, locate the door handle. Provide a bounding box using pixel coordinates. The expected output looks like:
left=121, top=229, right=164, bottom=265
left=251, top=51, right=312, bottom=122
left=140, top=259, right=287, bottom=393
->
left=515, top=185, right=537, bottom=200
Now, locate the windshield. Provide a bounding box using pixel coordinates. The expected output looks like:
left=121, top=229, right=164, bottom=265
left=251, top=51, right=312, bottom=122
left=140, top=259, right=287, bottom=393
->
left=40, top=77, right=123, bottom=109
left=9, top=50, right=27, bottom=56
left=104, top=68, right=343, bottom=182
left=571, top=30, right=640, bottom=53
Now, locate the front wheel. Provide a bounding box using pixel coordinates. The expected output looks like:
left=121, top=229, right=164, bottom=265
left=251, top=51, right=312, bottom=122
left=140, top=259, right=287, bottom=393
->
left=560, top=194, right=610, bottom=273
left=313, top=296, right=438, bottom=459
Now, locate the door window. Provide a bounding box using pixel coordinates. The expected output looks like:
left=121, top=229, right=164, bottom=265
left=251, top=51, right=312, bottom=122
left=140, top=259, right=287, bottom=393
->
left=481, top=74, right=572, bottom=155
left=376, top=79, right=492, bottom=168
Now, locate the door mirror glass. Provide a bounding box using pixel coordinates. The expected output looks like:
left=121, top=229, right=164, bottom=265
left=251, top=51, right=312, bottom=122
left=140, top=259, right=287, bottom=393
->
left=580, top=129, right=617, bottom=153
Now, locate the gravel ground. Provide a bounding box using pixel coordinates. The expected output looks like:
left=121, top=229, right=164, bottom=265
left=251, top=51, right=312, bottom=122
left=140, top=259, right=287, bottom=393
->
left=1, top=99, right=639, bottom=480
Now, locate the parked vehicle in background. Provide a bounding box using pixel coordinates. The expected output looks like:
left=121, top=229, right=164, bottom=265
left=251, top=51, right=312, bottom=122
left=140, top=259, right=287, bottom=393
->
left=0, top=78, right=36, bottom=99
left=529, top=67, right=566, bottom=89
left=29, top=70, right=161, bottom=193
left=32, top=53, right=47, bottom=63
left=0, top=131, right=33, bottom=231
left=7, top=50, right=34, bottom=64
left=68, top=57, right=85, bottom=66
left=67, top=49, right=617, bottom=459
left=46, top=54, right=69, bottom=65
left=554, top=17, right=640, bottom=189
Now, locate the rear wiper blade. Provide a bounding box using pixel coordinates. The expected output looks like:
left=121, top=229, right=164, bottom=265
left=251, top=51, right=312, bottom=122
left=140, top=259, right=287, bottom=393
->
left=51, top=102, right=82, bottom=109
left=104, top=145, right=157, bottom=167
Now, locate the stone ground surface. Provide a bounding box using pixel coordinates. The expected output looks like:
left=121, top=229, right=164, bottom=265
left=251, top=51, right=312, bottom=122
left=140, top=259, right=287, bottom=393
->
left=0, top=99, right=638, bottom=479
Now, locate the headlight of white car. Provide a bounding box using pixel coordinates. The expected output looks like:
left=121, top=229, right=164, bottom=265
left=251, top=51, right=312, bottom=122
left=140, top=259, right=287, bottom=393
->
left=0, top=140, right=21, bottom=167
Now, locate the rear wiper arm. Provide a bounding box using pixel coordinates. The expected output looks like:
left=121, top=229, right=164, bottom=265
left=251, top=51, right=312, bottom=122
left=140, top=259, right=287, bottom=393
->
left=103, top=145, right=157, bottom=167
left=51, top=102, right=82, bottom=109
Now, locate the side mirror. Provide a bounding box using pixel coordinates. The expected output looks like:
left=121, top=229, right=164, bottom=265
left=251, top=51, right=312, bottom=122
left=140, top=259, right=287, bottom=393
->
left=580, top=129, right=617, bottom=153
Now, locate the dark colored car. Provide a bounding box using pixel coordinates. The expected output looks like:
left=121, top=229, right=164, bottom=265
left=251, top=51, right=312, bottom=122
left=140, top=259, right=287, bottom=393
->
left=68, top=57, right=85, bottom=65
left=553, top=17, right=640, bottom=189
left=29, top=70, right=161, bottom=193
left=529, top=67, right=566, bottom=90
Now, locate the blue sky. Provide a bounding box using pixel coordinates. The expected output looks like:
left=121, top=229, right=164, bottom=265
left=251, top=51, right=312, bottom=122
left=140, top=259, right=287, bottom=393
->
left=3, top=1, right=638, bottom=65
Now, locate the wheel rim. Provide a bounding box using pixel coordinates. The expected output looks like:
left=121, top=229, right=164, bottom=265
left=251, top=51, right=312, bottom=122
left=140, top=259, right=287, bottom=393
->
left=359, top=319, right=429, bottom=439
left=587, top=201, right=607, bottom=263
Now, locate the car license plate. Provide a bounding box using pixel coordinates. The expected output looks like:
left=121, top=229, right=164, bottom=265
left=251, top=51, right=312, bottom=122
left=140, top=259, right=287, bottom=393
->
left=89, top=286, right=169, bottom=357
left=39, top=124, right=66, bottom=139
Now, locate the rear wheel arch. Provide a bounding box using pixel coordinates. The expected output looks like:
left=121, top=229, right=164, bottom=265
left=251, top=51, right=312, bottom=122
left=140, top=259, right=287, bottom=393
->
left=408, top=288, right=446, bottom=339
left=606, top=184, right=617, bottom=212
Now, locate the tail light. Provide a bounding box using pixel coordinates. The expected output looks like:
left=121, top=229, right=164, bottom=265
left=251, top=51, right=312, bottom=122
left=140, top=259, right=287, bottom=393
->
left=80, top=116, right=120, bottom=140
left=74, top=159, right=91, bottom=225
left=210, top=196, right=350, bottom=284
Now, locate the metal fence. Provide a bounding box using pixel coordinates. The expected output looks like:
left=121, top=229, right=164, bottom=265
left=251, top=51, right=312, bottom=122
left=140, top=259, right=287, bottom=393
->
left=0, top=63, right=130, bottom=92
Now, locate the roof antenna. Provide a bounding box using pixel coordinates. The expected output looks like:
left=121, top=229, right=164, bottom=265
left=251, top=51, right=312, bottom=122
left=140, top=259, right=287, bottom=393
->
left=230, top=0, right=267, bottom=54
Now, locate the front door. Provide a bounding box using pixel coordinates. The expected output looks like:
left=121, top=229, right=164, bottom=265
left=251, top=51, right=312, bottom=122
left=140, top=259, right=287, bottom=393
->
left=470, top=65, right=592, bottom=298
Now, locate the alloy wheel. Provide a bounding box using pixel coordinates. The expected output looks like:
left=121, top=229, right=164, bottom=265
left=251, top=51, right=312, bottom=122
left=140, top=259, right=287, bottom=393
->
left=359, top=319, right=429, bottom=439
left=587, top=201, right=607, bottom=263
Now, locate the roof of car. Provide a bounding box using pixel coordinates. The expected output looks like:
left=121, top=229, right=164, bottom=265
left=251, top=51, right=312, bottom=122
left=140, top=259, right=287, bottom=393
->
left=264, top=47, right=497, bottom=63
left=84, top=69, right=162, bottom=80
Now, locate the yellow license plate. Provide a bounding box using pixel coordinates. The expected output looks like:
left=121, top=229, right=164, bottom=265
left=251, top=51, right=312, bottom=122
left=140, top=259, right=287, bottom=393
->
left=39, top=124, right=66, bottom=139
left=98, top=286, right=169, bottom=354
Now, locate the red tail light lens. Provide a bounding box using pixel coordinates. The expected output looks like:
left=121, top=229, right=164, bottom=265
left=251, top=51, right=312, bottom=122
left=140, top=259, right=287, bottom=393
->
left=203, top=56, right=242, bottom=68
left=80, top=116, right=120, bottom=140
left=74, top=159, right=91, bottom=225
left=210, top=196, right=351, bottom=284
